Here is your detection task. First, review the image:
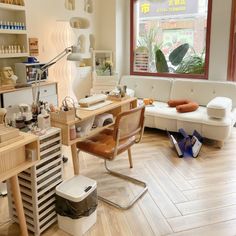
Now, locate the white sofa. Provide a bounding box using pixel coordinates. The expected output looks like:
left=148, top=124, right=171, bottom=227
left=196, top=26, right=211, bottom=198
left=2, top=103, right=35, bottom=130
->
left=120, top=75, right=236, bottom=144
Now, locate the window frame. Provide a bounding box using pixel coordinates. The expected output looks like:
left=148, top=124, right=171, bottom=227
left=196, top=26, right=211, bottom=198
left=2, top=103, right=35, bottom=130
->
left=227, top=0, right=236, bottom=81
left=130, top=0, right=213, bottom=79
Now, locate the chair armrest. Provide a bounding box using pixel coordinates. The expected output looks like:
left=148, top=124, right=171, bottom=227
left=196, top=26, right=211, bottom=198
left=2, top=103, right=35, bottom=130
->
left=207, top=97, right=232, bottom=119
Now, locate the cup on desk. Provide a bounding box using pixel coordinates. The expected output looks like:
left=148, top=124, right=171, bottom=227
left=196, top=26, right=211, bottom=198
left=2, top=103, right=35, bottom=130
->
left=143, top=98, right=154, bottom=106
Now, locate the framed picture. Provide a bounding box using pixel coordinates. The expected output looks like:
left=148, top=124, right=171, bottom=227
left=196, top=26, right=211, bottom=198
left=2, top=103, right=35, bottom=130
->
left=92, top=50, right=113, bottom=76
left=29, top=38, right=39, bottom=56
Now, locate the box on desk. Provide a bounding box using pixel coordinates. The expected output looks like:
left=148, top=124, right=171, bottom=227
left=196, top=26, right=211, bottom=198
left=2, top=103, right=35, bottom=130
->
left=107, top=95, right=130, bottom=101
left=50, top=109, right=75, bottom=123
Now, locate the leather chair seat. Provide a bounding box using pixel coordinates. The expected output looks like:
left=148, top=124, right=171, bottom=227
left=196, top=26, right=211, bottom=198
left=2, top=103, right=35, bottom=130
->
left=77, top=129, right=135, bottom=160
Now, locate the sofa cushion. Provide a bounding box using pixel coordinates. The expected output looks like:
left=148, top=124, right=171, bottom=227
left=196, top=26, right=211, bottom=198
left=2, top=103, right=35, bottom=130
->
left=167, top=99, right=190, bottom=107
left=176, top=102, right=199, bottom=113
left=120, top=76, right=173, bottom=102
left=170, top=79, right=236, bottom=107
left=207, top=97, right=232, bottom=119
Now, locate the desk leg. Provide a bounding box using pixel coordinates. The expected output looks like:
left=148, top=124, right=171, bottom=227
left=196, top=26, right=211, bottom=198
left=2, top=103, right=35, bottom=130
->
left=9, top=175, right=28, bottom=236
left=71, top=143, right=79, bottom=175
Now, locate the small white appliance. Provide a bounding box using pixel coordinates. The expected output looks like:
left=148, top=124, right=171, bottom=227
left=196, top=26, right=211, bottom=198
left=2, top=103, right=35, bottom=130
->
left=15, top=62, right=48, bottom=84
left=94, top=113, right=113, bottom=127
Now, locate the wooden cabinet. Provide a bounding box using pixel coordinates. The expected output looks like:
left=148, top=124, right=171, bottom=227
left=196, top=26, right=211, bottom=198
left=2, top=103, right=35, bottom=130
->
left=0, top=129, right=39, bottom=236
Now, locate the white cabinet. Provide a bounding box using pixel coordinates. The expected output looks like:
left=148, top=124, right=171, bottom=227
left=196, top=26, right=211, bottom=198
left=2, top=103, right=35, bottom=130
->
left=1, top=82, right=58, bottom=107
left=0, top=2, right=28, bottom=59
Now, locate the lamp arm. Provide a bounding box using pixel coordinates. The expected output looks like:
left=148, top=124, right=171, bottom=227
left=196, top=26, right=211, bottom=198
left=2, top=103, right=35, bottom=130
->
left=41, top=47, right=71, bottom=70
left=33, top=46, right=72, bottom=105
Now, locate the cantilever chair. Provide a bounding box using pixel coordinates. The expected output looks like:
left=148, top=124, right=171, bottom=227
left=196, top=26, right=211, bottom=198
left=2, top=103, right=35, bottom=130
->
left=77, top=104, right=148, bottom=210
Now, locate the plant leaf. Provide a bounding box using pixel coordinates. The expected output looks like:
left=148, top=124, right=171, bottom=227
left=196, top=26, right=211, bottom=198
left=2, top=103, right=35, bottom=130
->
left=155, top=49, right=169, bottom=72
left=169, top=43, right=189, bottom=66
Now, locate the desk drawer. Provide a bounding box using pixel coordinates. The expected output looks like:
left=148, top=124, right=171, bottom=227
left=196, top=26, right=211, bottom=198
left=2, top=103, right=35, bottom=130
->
left=40, top=84, right=57, bottom=98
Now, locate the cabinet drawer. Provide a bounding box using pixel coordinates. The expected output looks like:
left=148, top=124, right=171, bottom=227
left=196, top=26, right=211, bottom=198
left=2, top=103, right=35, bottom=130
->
left=3, top=89, right=33, bottom=107
left=40, top=84, right=57, bottom=98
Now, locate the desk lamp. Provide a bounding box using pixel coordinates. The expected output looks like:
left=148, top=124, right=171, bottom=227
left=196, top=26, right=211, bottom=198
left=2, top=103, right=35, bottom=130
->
left=33, top=45, right=82, bottom=106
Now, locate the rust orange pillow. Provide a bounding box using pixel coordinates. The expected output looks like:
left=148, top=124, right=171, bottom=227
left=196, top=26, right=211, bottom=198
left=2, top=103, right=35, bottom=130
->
left=168, top=99, right=190, bottom=107
left=176, top=102, right=199, bottom=113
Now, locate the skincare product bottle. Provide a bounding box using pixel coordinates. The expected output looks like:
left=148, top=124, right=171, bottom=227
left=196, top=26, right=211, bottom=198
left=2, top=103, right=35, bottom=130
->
left=70, top=125, right=76, bottom=140
left=37, top=108, right=51, bottom=130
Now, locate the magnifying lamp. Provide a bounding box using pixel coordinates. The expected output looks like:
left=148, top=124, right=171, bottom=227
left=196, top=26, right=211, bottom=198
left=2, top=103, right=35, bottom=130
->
left=33, top=45, right=82, bottom=105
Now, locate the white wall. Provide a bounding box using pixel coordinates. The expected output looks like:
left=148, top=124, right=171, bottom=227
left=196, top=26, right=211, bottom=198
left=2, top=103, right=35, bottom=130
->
left=26, top=0, right=94, bottom=103
left=93, top=0, right=130, bottom=80
left=115, top=0, right=130, bottom=78
left=208, top=0, right=232, bottom=81
left=94, top=0, right=116, bottom=51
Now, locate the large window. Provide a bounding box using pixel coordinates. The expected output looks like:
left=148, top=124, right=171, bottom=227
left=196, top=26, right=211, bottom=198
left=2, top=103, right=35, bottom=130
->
left=130, top=0, right=212, bottom=79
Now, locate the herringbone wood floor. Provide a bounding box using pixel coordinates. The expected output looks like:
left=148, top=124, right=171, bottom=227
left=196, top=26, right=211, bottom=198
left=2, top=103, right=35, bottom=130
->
left=1, top=128, right=236, bottom=236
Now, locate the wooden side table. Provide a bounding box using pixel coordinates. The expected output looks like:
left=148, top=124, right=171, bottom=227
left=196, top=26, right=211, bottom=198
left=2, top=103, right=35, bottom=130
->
left=0, top=132, right=39, bottom=236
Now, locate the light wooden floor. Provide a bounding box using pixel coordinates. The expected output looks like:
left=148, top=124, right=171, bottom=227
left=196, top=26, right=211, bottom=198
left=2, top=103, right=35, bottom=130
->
left=1, top=128, right=236, bottom=236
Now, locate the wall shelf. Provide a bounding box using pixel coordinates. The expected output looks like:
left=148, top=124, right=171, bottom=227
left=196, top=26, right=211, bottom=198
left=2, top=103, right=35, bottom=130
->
left=64, top=0, right=75, bottom=10
left=84, top=0, right=93, bottom=14
left=0, top=1, right=28, bottom=66
left=0, top=29, right=27, bottom=34
left=70, top=17, right=90, bottom=29
left=0, top=3, right=25, bottom=11
left=0, top=53, right=28, bottom=58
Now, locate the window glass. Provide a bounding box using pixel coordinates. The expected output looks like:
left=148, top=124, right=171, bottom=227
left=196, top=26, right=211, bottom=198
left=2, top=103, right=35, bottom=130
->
left=131, top=0, right=211, bottom=78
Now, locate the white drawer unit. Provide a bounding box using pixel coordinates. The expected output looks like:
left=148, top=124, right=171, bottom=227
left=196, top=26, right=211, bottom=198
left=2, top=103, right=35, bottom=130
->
left=39, top=84, right=57, bottom=98
left=1, top=82, right=58, bottom=107
left=7, top=127, right=63, bottom=236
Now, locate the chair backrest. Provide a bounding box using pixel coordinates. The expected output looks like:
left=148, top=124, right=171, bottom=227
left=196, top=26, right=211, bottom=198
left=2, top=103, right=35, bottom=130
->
left=113, top=105, right=145, bottom=142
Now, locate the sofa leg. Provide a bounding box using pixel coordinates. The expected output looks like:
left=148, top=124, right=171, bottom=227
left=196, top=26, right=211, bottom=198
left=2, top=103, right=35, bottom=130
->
left=216, top=140, right=224, bottom=148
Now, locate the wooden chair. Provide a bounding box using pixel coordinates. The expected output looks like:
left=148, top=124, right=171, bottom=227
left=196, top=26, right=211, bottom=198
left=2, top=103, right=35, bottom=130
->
left=77, top=105, right=148, bottom=210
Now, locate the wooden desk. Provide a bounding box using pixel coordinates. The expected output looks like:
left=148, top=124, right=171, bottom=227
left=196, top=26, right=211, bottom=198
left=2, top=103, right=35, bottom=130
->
left=51, top=97, right=137, bottom=174
left=0, top=132, right=39, bottom=236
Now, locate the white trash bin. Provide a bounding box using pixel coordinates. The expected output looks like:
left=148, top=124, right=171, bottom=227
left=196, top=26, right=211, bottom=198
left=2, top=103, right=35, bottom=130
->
left=56, top=175, right=97, bottom=236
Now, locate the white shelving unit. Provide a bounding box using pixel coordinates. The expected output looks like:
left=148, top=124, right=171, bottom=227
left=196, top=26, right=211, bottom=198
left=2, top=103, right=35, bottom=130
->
left=7, top=128, right=63, bottom=236
left=0, top=2, right=28, bottom=68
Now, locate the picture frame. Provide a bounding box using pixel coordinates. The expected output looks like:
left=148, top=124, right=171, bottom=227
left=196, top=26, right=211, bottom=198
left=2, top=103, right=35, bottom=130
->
left=92, top=50, right=113, bottom=76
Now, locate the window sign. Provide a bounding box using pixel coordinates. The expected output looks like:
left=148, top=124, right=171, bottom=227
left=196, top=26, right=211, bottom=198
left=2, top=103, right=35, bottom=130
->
left=140, top=0, right=198, bottom=18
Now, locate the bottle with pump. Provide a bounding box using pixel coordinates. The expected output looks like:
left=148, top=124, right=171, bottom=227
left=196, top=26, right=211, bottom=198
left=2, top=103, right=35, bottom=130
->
left=37, top=106, right=51, bottom=130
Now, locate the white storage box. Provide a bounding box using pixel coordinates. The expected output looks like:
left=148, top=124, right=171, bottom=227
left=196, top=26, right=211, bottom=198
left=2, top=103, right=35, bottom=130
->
left=56, top=175, right=97, bottom=236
